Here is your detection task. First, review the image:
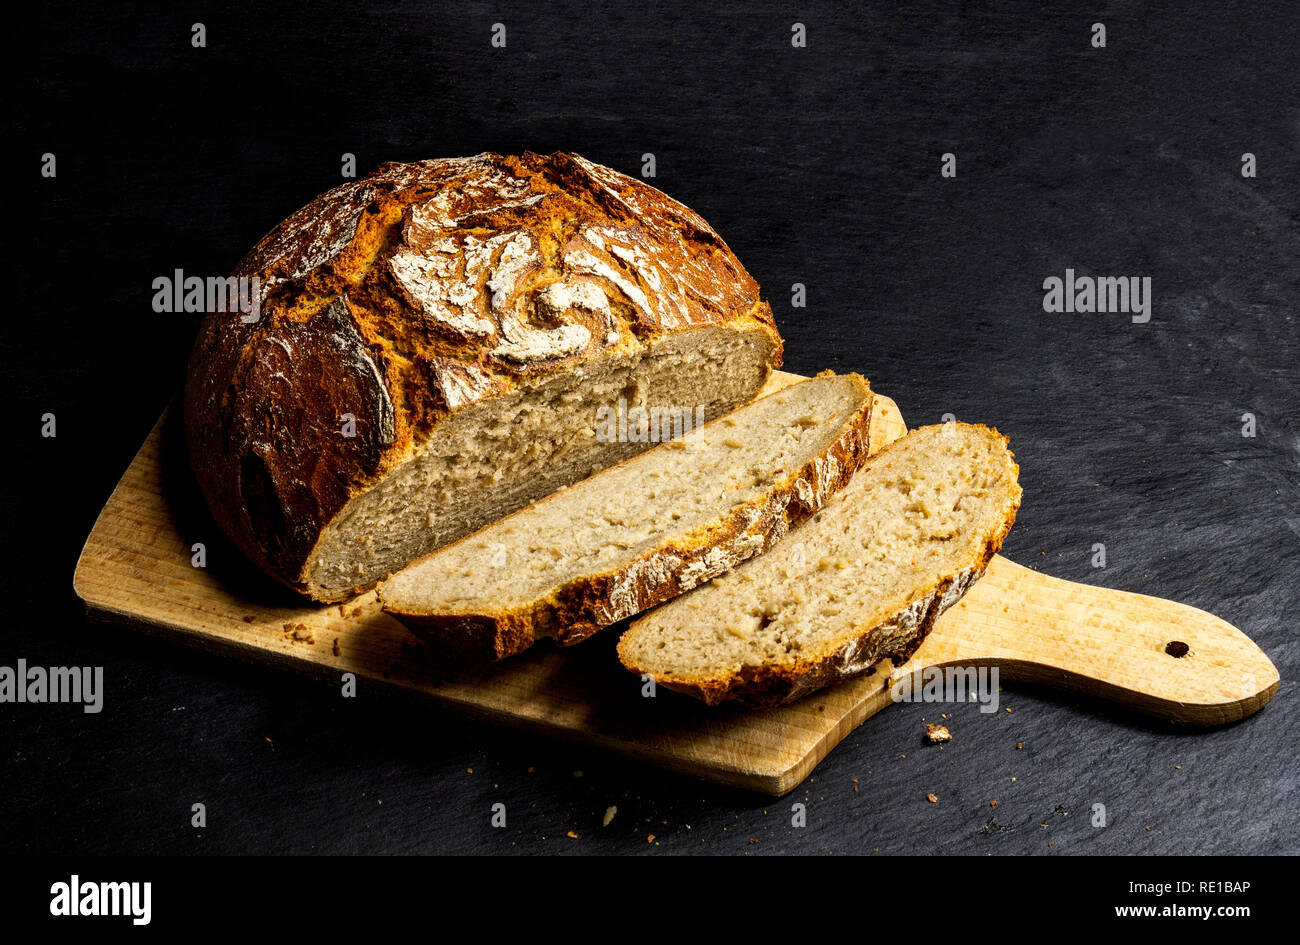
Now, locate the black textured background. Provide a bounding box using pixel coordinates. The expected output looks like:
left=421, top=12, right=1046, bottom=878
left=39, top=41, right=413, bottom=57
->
left=5, top=1, right=1298, bottom=855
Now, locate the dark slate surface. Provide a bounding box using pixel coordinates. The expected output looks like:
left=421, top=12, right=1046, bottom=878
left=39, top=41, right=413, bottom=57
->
left=5, top=1, right=1297, bottom=855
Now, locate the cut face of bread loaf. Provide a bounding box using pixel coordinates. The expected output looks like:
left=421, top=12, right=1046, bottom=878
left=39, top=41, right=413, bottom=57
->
left=302, top=328, right=772, bottom=601
left=617, top=422, right=1021, bottom=707
left=379, top=373, right=873, bottom=661
left=184, top=152, right=782, bottom=601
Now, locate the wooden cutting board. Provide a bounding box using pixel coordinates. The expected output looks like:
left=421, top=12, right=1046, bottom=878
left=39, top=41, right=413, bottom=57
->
left=72, top=372, right=1279, bottom=795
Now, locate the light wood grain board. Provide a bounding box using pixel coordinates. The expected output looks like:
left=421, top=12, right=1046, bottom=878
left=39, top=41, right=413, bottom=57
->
left=73, top=372, right=1279, bottom=795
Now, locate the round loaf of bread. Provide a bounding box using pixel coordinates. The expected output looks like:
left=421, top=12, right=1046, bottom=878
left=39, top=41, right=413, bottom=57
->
left=184, top=152, right=783, bottom=601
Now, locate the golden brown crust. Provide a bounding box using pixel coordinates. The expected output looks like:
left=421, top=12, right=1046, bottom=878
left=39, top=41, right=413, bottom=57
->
left=381, top=376, right=875, bottom=661
left=183, top=152, right=782, bottom=598
left=618, top=427, right=1022, bottom=707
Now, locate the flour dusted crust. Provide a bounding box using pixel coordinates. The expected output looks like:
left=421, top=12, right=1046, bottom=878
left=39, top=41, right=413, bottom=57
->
left=184, top=152, right=782, bottom=597
left=382, top=377, right=874, bottom=662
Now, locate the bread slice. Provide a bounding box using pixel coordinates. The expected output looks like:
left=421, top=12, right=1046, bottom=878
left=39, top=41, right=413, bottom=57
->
left=378, top=373, right=873, bottom=660
left=617, top=422, right=1021, bottom=707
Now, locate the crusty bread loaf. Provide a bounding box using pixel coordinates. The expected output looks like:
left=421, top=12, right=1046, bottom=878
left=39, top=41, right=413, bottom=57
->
left=378, top=373, right=873, bottom=661
left=184, top=152, right=782, bottom=601
left=617, top=423, right=1021, bottom=707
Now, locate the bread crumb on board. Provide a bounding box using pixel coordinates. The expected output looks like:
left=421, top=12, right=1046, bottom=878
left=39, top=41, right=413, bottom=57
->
left=927, top=793, right=939, bottom=804
left=281, top=623, right=315, bottom=644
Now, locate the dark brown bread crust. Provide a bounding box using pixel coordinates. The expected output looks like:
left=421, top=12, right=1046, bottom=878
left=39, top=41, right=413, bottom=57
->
left=184, top=152, right=782, bottom=598
left=382, top=376, right=874, bottom=662
left=619, top=429, right=1021, bottom=708
left=658, top=523, right=1017, bottom=708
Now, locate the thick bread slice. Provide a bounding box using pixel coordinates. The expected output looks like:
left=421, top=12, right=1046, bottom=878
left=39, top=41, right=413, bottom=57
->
left=379, top=373, right=873, bottom=661
left=617, top=422, right=1021, bottom=707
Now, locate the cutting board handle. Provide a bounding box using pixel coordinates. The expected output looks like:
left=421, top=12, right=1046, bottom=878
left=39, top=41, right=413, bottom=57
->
left=891, top=556, right=1279, bottom=726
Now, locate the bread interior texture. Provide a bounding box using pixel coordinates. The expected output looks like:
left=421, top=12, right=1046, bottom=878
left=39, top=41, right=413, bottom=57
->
left=618, top=423, right=1019, bottom=685
left=305, top=325, right=774, bottom=599
left=379, top=373, right=866, bottom=617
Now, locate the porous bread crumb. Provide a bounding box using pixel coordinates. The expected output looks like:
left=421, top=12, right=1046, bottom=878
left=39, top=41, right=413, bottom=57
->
left=925, top=724, right=952, bottom=744
left=380, top=375, right=872, bottom=658
left=281, top=623, right=315, bottom=644
left=618, top=423, right=1021, bottom=706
